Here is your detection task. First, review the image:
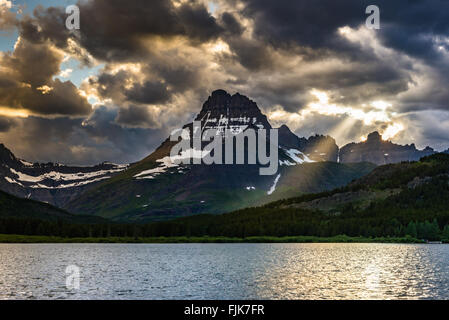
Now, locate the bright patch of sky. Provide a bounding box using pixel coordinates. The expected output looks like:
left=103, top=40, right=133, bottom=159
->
left=208, top=1, right=218, bottom=15
left=54, top=57, right=104, bottom=87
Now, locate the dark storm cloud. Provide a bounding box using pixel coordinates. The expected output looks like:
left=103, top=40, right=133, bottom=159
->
left=19, top=6, right=71, bottom=48
left=86, top=64, right=193, bottom=110
left=81, top=106, right=167, bottom=160
left=16, top=0, right=226, bottom=118
left=115, top=104, right=160, bottom=129
left=0, top=107, right=168, bottom=165
left=240, top=0, right=367, bottom=49
left=19, top=0, right=224, bottom=62
left=125, top=81, right=170, bottom=105
left=240, top=0, right=449, bottom=52
left=3, top=35, right=61, bottom=86
left=146, top=60, right=204, bottom=93
left=220, top=12, right=245, bottom=36
left=176, top=2, right=224, bottom=42
left=87, top=70, right=128, bottom=102
left=0, top=38, right=91, bottom=116
left=239, top=0, right=449, bottom=73
left=377, top=1, right=449, bottom=55
left=225, top=37, right=275, bottom=71
left=241, top=57, right=411, bottom=114
left=0, top=117, right=16, bottom=132
left=235, top=0, right=449, bottom=115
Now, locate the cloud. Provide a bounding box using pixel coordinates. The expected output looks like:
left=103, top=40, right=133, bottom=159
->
left=0, top=37, right=91, bottom=116
left=115, top=104, right=161, bottom=129
left=59, top=68, right=73, bottom=78
left=18, top=0, right=224, bottom=62
left=0, top=0, right=16, bottom=31
left=0, top=107, right=168, bottom=165
left=124, top=80, right=171, bottom=105
left=0, top=116, right=16, bottom=132
left=220, top=12, right=245, bottom=36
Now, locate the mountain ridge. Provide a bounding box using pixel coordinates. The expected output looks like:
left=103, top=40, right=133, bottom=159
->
left=339, top=131, right=435, bottom=165
left=0, top=89, right=445, bottom=222
left=0, top=143, right=128, bottom=207
left=61, top=90, right=373, bottom=221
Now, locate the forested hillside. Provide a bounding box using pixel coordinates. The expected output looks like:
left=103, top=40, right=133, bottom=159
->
left=142, top=153, right=449, bottom=241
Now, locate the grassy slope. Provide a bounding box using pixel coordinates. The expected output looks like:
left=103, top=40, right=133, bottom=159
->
left=0, top=190, right=106, bottom=223
left=64, top=160, right=376, bottom=222
left=266, top=153, right=449, bottom=209
left=260, top=162, right=376, bottom=204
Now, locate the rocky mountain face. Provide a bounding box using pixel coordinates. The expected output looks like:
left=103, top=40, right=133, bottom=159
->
left=63, top=90, right=371, bottom=222
left=196, top=89, right=272, bottom=134
left=278, top=125, right=338, bottom=162
left=198, top=90, right=339, bottom=162
left=0, top=143, right=128, bottom=207
left=135, top=90, right=337, bottom=168
left=339, top=131, right=435, bottom=165
left=1, top=89, right=443, bottom=222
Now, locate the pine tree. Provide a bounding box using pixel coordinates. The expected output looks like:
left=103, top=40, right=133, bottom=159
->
left=405, top=221, right=417, bottom=238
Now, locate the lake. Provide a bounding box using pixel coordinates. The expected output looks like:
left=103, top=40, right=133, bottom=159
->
left=0, top=243, right=448, bottom=299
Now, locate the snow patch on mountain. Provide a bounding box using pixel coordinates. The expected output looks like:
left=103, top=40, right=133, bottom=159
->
left=19, top=160, right=33, bottom=167
left=5, top=176, right=24, bottom=186
left=5, top=175, right=112, bottom=189
left=279, top=160, right=295, bottom=166
left=282, top=148, right=315, bottom=165
left=5, top=164, right=127, bottom=189
left=9, top=167, right=125, bottom=183
left=134, top=148, right=210, bottom=180
left=267, top=174, right=281, bottom=195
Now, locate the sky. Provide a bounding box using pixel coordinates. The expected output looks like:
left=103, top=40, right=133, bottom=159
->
left=1, top=0, right=449, bottom=165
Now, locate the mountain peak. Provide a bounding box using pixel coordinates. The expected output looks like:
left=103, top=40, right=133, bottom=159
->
left=367, top=131, right=382, bottom=142
left=195, top=90, right=271, bottom=132
left=0, top=142, right=19, bottom=167
left=278, top=124, right=292, bottom=132
left=211, top=89, right=229, bottom=95
left=202, top=89, right=259, bottom=112
left=208, top=89, right=231, bottom=105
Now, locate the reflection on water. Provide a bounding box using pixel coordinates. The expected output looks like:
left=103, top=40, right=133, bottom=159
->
left=0, top=243, right=448, bottom=299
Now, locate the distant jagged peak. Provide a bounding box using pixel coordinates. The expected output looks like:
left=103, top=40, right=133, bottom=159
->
left=340, top=131, right=436, bottom=165
left=200, top=89, right=260, bottom=112
left=361, top=131, right=434, bottom=153
left=0, top=142, right=20, bottom=166
left=367, top=131, right=382, bottom=142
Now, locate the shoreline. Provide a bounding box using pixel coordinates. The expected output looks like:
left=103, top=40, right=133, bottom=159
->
left=0, top=234, right=443, bottom=244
